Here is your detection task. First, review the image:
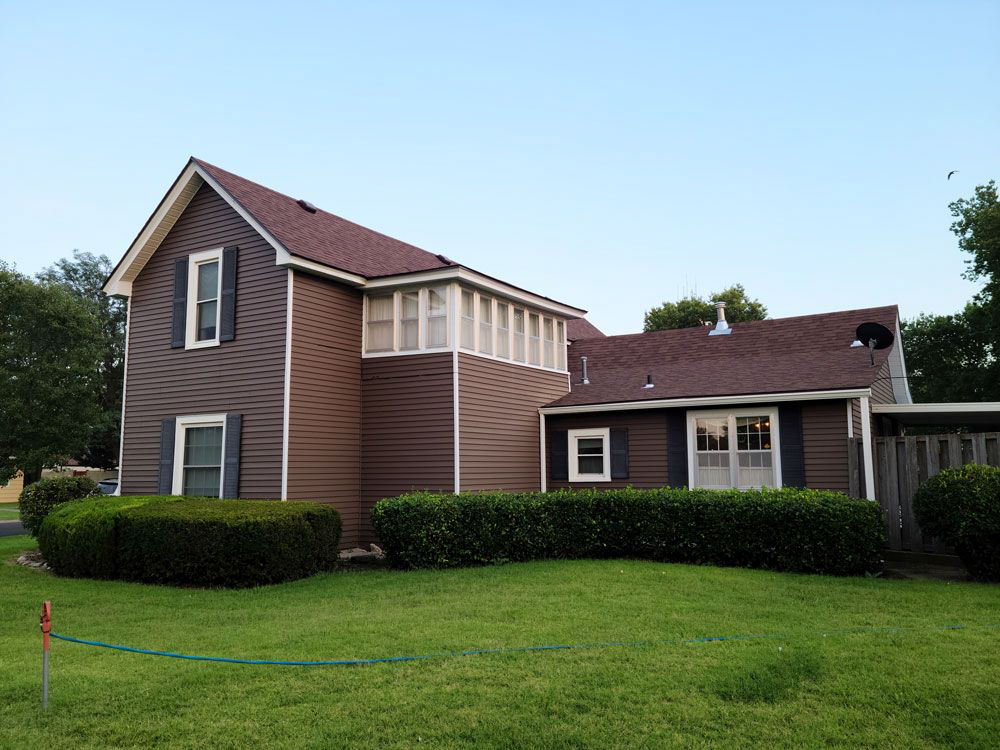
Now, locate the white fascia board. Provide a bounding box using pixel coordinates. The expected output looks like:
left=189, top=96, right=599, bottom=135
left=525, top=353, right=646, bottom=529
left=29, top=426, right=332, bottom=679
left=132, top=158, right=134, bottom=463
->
left=539, top=388, right=872, bottom=415
left=363, top=267, right=587, bottom=318
left=889, top=316, right=913, bottom=404
left=275, top=251, right=366, bottom=286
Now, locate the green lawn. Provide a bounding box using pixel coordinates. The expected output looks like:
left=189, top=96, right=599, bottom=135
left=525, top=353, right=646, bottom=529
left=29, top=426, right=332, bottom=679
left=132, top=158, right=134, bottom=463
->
left=0, top=502, right=20, bottom=517
left=2, top=535, right=998, bottom=749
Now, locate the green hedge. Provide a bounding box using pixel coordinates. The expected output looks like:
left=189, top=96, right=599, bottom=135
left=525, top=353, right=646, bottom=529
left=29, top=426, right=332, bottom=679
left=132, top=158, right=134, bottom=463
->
left=914, top=465, right=1000, bottom=581
left=38, top=497, right=342, bottom=587
left=371, top=488, right=885, bottom=575
left=19, top=475, right=101, bottom=536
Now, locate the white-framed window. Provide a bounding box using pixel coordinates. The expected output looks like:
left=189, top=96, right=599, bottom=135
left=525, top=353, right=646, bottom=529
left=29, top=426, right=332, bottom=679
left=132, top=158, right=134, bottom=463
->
left=426, top=286, right=448, bottom=348
left=365, top=294, right=394, bottom=352
left=528, top=313, right=541, bottom=366
left=172, top=414, right=226, bottom=497
left=512, top=308, right=526, bottom=362
left=186, top=249, right=222, bottom=349
left=568, top=428, right=611, bottom=483
left=687, top=408, right=782, bottom=489
left=556, top=320, right=566, bottom=370
left=460, top=290, right=475, bottom=350
left=478, top=296, right=493, bottom=354
left=543, top=317, right=555, bottom=369
left=496, top=303, right=510, bottom=359
left=399, top=291, right=419, bottom=351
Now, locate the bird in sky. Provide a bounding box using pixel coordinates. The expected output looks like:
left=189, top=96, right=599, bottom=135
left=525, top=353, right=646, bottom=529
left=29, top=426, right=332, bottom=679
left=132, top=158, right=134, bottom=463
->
left=948, top=170, right=959, bottom=180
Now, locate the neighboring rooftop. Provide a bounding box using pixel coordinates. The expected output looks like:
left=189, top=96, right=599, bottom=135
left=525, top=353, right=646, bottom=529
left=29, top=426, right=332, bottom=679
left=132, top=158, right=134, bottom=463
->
left=546, top=305, right=901, bottom=408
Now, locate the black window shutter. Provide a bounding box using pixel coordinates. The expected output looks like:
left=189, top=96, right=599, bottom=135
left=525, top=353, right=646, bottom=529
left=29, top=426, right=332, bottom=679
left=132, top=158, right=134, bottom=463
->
left=778, top=404, right=805, bottom=488
left=171, top=259, right=188, bottom=348
left=550, top=429, right=568, bottom=482
left=157, top=418, right=176, bottom=494
left=222, top=413, right=242, bottom=498
left=219, top=246, right=238, bottom=342
left=665, top=409, right=688, bottom=488
left=610, top=428, right=629, bottom=479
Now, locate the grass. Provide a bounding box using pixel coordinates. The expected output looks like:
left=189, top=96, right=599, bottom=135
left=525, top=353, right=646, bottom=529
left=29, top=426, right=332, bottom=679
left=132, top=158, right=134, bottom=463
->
left=2, top=535, right=999, bottom=749
left=0, top=501, right=20, bottom=517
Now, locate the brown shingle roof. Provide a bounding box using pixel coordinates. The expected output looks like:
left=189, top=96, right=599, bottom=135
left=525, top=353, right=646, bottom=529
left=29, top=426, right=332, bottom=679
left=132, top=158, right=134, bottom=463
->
left=547, top=305, right=899, bottom=408
left=566, top=318, right=605, bottom=341
left=194, top=158, right=452, bottom=278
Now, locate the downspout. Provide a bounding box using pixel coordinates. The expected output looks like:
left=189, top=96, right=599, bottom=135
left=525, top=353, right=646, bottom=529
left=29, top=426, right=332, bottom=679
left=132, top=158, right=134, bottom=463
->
left=114, top=297, right=131, bottom=495
left=860, top=395, right=876, bottom=500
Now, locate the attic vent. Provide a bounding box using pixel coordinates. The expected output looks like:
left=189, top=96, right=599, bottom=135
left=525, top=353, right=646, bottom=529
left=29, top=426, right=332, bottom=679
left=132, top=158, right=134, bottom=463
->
left=296, top=199, right=318, bottom=214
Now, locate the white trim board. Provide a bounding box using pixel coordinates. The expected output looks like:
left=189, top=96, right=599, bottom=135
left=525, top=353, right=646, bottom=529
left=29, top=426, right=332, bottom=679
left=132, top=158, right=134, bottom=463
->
left=539, top=388, right=872, bottom=416
left=280, top=269, right=293, bottom=502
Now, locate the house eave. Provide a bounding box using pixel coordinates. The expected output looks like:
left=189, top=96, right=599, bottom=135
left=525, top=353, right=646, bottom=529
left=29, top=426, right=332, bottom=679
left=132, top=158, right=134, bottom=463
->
left=539, top=388, right=873, bottom=415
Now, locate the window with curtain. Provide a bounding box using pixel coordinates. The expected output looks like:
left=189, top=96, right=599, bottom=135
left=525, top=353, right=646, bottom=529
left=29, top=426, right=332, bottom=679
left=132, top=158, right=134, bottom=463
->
left=543, top=317, right=555, bottom=368
left=556, top=320, right=566, bottom=370
left=512, top=308, right=526, bottom=362
left=691, top=411, right=778, bottom=489
left=461, top=290, right=475, bottom=349
left=399, top=291, right=419, bottom=350
left=528, top=313, right=541, bottom=365
left=478, top=296, right=493, bottom=354
left=366, top=295, right=394, bottom=352
left=496, top=303, right=510, bottom=358
left=426, top=286, right=448, bottom=347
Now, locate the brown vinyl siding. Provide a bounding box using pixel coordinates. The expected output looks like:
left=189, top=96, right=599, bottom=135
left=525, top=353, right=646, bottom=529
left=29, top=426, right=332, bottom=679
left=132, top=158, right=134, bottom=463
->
left=546, top=410, right=668, bottom=489
left=122, top=183, right=286, bottom=497
left=360, top=353, right=454, bottom=543
left=871, top=360, right=895, bottom=404
left=458, top=353, right=568, bottom=492
left=286, top=272, right=363, bottom=542
left=801, top=399, right=850, bottom=492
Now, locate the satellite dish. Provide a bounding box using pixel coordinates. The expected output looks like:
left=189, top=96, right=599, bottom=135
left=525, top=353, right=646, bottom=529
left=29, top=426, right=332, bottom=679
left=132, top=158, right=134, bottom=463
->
left=855, top=322, right=894, bottom=350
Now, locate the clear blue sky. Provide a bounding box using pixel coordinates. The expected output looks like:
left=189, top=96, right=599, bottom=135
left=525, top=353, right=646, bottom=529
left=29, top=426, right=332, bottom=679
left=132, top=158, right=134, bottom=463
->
left=2, top=2, right=998, bottom=334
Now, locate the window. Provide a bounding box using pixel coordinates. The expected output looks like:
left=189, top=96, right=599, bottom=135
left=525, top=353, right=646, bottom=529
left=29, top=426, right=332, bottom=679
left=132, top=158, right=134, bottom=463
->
left=528, top=313, right=541, bottom=366
left=172, top=415, right=225, bottom=497
left=512, top=308, right=526, bottom=362
left=399, top=291, right=419, bottom=351
left=543, top=317, right=555, bottom=368
left=689, top=409, right=780, bottom=489
left=556, top=320, right=566, bottom=370
left=496, top=303, right=510, bottom=359
left=426, top=286, right=448, bottom=348
left=478, top=296, right=493, bottom=354
left=186, top=249, right=222, bottom=349
left=461, top=290, right=475, bottom=350
left=365, top=295, right=394, bottom=352
left=568, top=428, right=611, bottom=482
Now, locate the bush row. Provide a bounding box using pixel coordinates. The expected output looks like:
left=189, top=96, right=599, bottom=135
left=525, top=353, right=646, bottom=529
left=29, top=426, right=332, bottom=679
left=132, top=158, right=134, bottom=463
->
left=19, top=475, right=101, bottom=535
left=914, top=464, right=1000, bottom=581
left=371, top=487, right=885, bottom=575
left=38, top=496, right=342, bottom=587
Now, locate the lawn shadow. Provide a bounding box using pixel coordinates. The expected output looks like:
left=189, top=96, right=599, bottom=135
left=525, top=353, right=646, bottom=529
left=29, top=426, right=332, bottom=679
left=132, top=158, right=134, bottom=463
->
left=711, top=644, right=825, bottom=703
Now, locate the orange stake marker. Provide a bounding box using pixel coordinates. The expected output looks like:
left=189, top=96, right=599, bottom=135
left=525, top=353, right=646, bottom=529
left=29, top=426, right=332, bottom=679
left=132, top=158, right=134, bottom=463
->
left=40, top=601, right=51, bottom=709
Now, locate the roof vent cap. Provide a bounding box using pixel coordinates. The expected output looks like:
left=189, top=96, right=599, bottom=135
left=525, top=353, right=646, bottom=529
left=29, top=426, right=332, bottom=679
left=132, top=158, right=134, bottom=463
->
left=708, top=300, right=732, bottom=336
left=435, top=253, right=456, bottom=265
left=296, top=199, right=318, bottom=214
left=644, top=373, right=654, bottom=389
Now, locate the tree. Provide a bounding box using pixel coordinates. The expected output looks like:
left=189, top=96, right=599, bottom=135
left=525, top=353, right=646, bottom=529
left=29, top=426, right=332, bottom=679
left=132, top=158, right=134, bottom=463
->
left=0, top=264, right=103, bottom=485
left=37, top=251, right=126, bottom=469
left=643, top=284, right=768, bottom=332
left=902, top=182, right=1000, bottom=403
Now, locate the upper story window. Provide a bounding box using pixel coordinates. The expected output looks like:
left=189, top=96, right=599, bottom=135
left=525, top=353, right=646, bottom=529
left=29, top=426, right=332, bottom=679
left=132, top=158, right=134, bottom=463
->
left=186, top=249, right=222, bottom=349
left=362, top=284, right=568, bottom=372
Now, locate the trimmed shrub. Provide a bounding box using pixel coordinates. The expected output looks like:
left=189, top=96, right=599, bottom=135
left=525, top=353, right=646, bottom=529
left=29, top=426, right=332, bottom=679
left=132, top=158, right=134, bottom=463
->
left=914, top=465, right=1000, bottom=581
left=38, top=497, right=342, bottom=587
left=19, top=475, right=101, bottom=536
left=372, top=488, right=885, bottom=576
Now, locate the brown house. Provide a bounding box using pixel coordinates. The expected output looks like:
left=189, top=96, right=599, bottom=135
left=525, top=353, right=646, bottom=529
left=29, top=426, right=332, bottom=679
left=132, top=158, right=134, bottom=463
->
left=104, top=158, right=913, bottom=546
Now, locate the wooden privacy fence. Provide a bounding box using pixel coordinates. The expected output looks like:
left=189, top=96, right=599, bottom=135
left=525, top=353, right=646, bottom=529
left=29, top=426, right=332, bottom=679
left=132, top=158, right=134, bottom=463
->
left=849, top=433, right=1000, bottom=555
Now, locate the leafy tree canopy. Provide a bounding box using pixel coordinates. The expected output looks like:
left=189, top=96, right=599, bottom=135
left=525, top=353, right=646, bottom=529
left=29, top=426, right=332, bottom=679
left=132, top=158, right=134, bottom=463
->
left=0, top=264, right=103, bottom=484
left=643, top=284, right=767, bottom=332
left=37, top=251, right=125, bottom=469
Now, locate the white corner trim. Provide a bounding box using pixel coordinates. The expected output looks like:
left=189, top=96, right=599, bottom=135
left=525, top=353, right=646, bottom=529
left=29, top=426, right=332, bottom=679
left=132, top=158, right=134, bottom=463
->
left=685, top=406, right=783, bottom=490
left=171, top=414, right=227, bottom=496
left=114, top=297, right=131, bottom=495
left=452, top=348, right=461, bottom=494
left=281, top=269, right=293, bottom=502
left=859, top=396, right=876, bottom=500
left=539, top=412, right=547, bottom=493
left=846, top=399, right=854, bottom=439
left=540, top=388, right=872, bottom=415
